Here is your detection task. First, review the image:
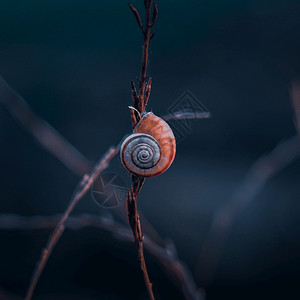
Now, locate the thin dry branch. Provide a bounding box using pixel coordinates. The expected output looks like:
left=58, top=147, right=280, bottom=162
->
left=163, top=111, right=211, bottom=121
left=129, top=3, right=143, bottom=30
left=127, top=188, right=154, bottom=300
left=0, top=76, right=92, bottom=176
left=127, top=1, right=158, bottom=298
left=144, top=77, right=152, bottom=109
left=130, top=80, right=140, bottom=128
left=196, top=135, right=300, bottom=283
left=25, top=146, right=119, bottom=300
left=0, top=213, right=204, bottom=300
left=129, top=0, right=156, bottom=112
left=126, top=173, right=153, bottom=299
left=152, top=3, right=158, bottom=26
left=196, top=82, right=300, bottom=283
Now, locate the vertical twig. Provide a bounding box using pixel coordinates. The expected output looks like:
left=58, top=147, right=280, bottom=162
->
left=126, top=184, right=155, bottom=300
left=138, top=0, right=154, bottom=112
left=128, top=1, right=158, bottom=298
left=130, top=81, right=140, bottom=128
left=129, top=0, right=157, bottom=113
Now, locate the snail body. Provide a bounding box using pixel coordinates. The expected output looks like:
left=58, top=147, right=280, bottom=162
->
left=120, top=112, right=176, bottom=177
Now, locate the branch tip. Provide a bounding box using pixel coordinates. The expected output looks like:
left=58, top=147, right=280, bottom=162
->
left=152, top=2, right=158, bottom=25
left=129, top=3, right=143, bottom=30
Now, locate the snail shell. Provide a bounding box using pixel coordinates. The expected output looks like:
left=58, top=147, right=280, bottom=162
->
left=120, top=112, right=176, bottom=177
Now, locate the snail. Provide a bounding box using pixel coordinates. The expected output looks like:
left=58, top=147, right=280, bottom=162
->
left=120, top=112, right=176, bottom=177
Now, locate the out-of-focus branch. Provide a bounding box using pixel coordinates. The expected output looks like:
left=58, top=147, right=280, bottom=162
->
left=0, top=75, right=168, bottom=298
left=196, top=82, right=300, bottom=283
left=0, top=213, right=204, bottom=300
left=0, top=76, right=162, bottom=246
left=163, top=111, right=211, bottom=121
left=0, top=76, right=92, bottom=176
left=25, top=146, right=119, bottom=300
left=196, top=135, right=300, bottom=284
left=291, top=79, right=300, bottom=135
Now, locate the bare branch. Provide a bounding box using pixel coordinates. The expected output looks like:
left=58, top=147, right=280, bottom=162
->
left=126, top=175, right=155, bottom=298
left=25, top=146, right=119, bottom=300
left=127, top=2, right=158, bottom=299
left=129, top=3, right=143, bottom=31
left=130, top=80, right=140, bottom=127
left=196, top=136, right=300, bottom=284
left=0, top=213, right=204, bottom=300
left=0, top=76, right=92, bottom=176
left=130, top=0, right=156, bottom=113
left=126, top=189, right=154, bottom=300
left=144, top=77, right=152, bottom=109
left=197, top=81, right=300, bottom=283
left=163, top=111, right=211, bottom=121
left=138, top=0, right=154, bottom=111
left=152, top=2, right=158, bottom=25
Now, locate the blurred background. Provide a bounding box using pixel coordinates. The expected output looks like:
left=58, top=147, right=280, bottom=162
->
left=0, top=0, right=299, bottom=299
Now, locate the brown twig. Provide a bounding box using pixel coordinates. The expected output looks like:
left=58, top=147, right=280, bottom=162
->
left=25, top=146, right=119, bottom=300
left=0, top=213, right=204, bottom=300
left=129, top=1, right=156, bottom=113
left=126, top=173, right=152, bottom=300
left=130, top=81, right=140, bottom=127
left=127, top=1, right=158, bottom=299
left=126, top=187, right=154, bottom=300
left=144, top=77, right=152, bottom=110
left=129, top=3, right=143, bottom=30
left=0, top=76, right=93, bottom=176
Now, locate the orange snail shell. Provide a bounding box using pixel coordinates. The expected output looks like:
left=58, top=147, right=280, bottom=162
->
left=120, top=112, right=176, bottom=177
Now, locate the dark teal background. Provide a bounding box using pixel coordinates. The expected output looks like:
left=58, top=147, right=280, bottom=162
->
left=0, top=1, right=299, bottom=299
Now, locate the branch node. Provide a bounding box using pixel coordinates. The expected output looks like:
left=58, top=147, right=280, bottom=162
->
left=150, top=32, right=155, bottom=40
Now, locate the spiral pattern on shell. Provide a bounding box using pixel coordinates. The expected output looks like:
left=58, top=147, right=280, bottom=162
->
left=120, top=112, right=176, bottom=177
